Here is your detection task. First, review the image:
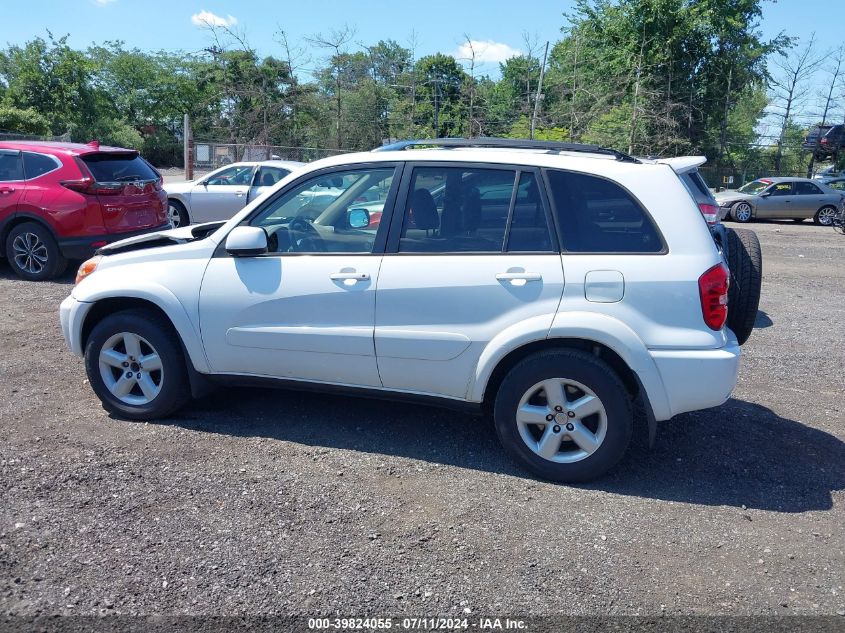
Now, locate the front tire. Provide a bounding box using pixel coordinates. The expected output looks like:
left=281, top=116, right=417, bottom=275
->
left=814, top=206, right=837, bottom=226
left=731, top=201, right=753, bottom=223
left=84, top=309, right=190, bottom=420
left=493, top=350, right=633, bottom=482
left=5, top=222, right=67, bottom=280
left=168, top=200, right=189, bottom=227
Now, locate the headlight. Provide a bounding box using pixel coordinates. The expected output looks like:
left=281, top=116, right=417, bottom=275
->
left=75, top=255, right=102, bottom=284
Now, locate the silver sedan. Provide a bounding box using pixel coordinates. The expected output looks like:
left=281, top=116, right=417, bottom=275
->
left=714, top=177, right=845, bottom=225
left=164, top=160, right=304, bottom=226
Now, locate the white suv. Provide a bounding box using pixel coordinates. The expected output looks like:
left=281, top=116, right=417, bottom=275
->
left=60, top=139, right=752, bottom=482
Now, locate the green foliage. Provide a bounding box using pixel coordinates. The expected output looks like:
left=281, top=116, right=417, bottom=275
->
left=0, top=4, right=790, bottom=165
left=0, top=105, right=51, bottom=135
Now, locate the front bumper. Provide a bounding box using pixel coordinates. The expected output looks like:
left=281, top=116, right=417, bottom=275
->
left=649, top=329, right=741, bottom=419
left=58, top=223, right=172, bottom=260
left=59, top=294, right=93, bottom=357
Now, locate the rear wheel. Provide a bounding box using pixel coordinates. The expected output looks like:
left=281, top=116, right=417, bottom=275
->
left=5, top=222, right=67, bottom=281
left=84, top=309, right=190, bottom=419
left=493, top=350, right=632, bottom=482
left=168, top=200, right=189, bottom=227
left=731, top=201, right=753, bottom=223
left=725, top=227, right=762, bottom=345
left=814, top=206, right=837, bottom=226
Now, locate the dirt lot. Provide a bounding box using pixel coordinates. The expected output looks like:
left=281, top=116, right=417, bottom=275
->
left=0, top=221, right=843, bottom=618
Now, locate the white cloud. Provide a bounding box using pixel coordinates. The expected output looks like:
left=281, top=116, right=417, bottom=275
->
left=454, top=40, right=522, bottom=64
left=191, top=10, right=238, bottom=28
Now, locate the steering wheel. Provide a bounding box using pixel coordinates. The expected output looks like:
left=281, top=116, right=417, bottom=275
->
left=288, top=217, right=327, bottom=252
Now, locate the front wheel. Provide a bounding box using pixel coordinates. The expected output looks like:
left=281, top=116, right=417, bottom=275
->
left=84, top=309, right=190, bottom=419
left=731, top=201, right=753, bottom=223
left=168, top=200, right=189, bottom=227
left=493, top=350, right=633, bottom=482
left=814, top=206, right=837, bottom=226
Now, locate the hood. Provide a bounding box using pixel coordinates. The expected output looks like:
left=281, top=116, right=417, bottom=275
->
left=713, top=190, right=754, bottom=203
left=97, top=221, right=225, bottom=255
left=163, top=180, right=197, bottom=195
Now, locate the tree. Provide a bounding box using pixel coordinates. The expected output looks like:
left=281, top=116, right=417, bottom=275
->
left=767, top=34, right=823, bottom=172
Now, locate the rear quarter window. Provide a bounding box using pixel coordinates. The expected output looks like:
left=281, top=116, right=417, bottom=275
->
left=23, top=152, right=61, bottom=179
left=82, top=153, right=158, bottom=182
left=545, top=169, right=663, bottom=253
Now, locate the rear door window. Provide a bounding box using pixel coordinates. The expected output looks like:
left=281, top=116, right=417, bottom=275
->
left=794, top=181, right=822, bottom=195
left=0, top=150, right=24, bottom=181
left=254, top=166, right=290, bottom=187
left=545, top=169, right=663, bottom=253
left=82, top=153, right=158, bottom=183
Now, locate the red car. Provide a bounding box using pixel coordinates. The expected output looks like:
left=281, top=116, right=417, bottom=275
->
left=0, top=140, right=170, bottom=280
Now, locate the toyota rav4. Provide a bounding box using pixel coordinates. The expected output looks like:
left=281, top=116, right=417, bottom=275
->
left=59, top=139, right=761, bottom=482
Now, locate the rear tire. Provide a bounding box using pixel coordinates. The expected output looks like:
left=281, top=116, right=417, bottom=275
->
left=725, top=228, right=762, bottom=345
left=84, top=309, right=190, bottom=420
left=5, top=222, right=67, bottom=281
left=493, top=350, right=633, bottom=482
left=814, top=206, right=837, bottom=226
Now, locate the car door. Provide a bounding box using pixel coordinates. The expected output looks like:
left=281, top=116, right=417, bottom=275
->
left=792, top=180, right=828, bottom=218
left=247, top=165, right=290, bottom=203
left=0, top=150, right=25, bottom=227
left=374, top=163, right=565, bottom=400
left=756, top=181, right=793, bottom=218
left=198, top=164, right=400, bottom=387
left=190, top=164, right=256, bottom=222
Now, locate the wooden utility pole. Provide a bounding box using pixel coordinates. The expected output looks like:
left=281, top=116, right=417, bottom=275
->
left=183, top=113, right=193, bottom=181
left=530, top=41, right=549, bottom=140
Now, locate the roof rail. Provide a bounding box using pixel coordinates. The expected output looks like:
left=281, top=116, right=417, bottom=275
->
left=373, top=137, right=641, bottom=163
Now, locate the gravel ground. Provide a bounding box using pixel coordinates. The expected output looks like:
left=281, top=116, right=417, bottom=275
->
left=0, top=221, right=843, bottom=618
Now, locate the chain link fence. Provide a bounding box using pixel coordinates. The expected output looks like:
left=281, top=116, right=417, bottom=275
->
left=0, top=131, right=72, bottom=142
left=192, top=142, right=352, bottom=170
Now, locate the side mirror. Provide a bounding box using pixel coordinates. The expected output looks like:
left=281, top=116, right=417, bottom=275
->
left=225, top=226, right=268, bottom=257
left=347, top=208, right=370, bottom=229
left=760, top=191, right=771, bottom=198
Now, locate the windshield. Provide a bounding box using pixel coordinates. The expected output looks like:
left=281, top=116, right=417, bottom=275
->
left=82, top=153, right=159, bottom=183
left=738, top=180, right=771, bottom=195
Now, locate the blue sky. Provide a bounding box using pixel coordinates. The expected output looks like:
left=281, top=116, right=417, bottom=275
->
left=1, top=0, right=841, bottom=81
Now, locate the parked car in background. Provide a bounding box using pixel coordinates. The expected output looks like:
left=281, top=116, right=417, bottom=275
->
left=822, top=177, right=845, bottom=192
left=0, top=140, right=169, bottom=280
left=164, top=160, right=303, bottom=226
left=61, top=138, right=764, bottom=482
left=813, top=166, right=845, bottom=180
left=803, top=124, right=845, bottom=160
left=714, top=177, right=844, bottom=225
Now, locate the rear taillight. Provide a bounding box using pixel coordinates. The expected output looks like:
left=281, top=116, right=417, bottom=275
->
left=821, top=137, right=829, bottom=145
left=59, top=179, right=122, bottom=195
left=698, top=203, right=720, bottom=225
left=699, top=264, right=729, bottom=330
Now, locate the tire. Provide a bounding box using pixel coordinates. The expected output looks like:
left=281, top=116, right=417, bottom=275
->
left=813, top=205, right=837, bottom=226
left=168, top=200, right=189, bottom=227
left=730, top=201, right=753, bottom=223
left=493, top=350, right=633, bottom=482
left=725, top=227, right=762, bottom=346
left=5, top=222, right=67, bottom=281
left=84, top=309, right=190, bottom=420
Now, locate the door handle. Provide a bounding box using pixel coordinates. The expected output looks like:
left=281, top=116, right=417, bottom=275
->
left=496, top=272, right=542, bottom=282
left=235, top=191, right=247, bottom=197
left=0, top=187, right=15, bottom=194
left=330, top=272, right=370, bottom=281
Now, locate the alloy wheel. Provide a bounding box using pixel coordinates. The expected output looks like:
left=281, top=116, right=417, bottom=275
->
left=733, top=202, right=752, bottom=222
left=168, top=204, right=182, bottom=227
left=817, top=207, right=836, bottom=226
left=11, top=232, right=49, bottom=275
left=515, top=378, right=608, bottom=464
left=98, top=332, right=164, bottom=406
